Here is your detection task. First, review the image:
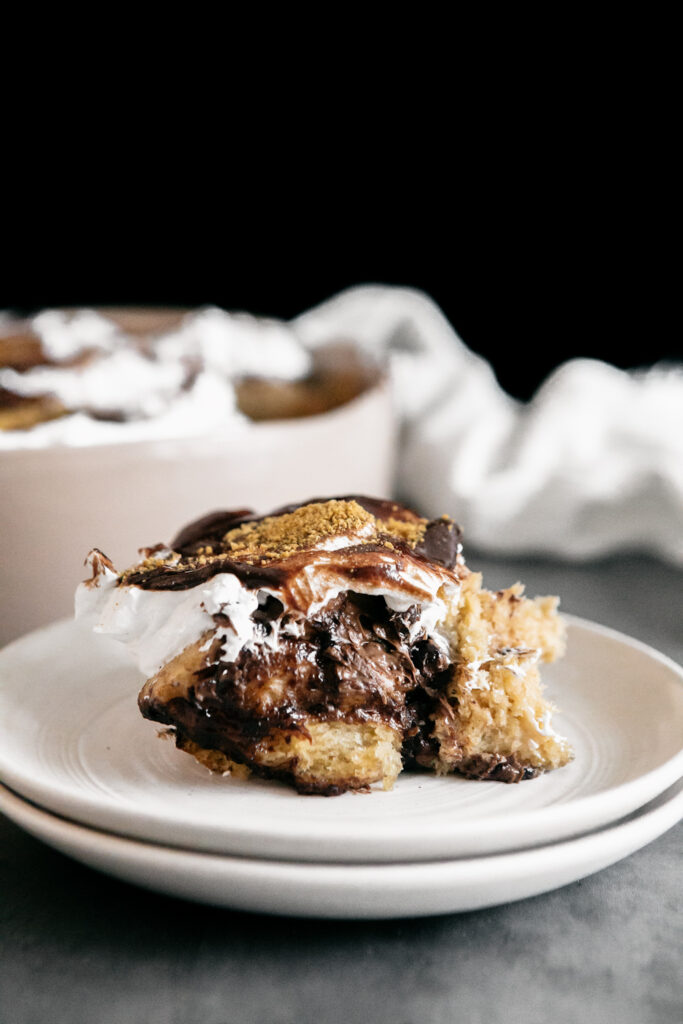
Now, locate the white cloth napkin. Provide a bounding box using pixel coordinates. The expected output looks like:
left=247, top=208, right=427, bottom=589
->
left=295, top=286, right=683, bottom=564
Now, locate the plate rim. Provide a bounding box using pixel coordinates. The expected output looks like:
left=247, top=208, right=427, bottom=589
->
left=0, top=614, right=682, bottom=863
left=1, top=777, right=682, bottom=918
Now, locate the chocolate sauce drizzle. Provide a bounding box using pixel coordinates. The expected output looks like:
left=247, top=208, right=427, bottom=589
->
left=128, top=496, right=463, bottom=594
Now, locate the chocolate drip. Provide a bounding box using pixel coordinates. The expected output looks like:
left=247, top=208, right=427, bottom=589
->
left=125, top=557, right=288, bottom=592
left=171, top=509, right=256, bottom=553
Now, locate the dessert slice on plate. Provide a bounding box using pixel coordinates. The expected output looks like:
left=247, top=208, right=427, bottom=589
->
left=76, top=497, right=572, bottom=794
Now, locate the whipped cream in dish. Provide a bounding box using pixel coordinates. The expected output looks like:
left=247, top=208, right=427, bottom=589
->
left=0, top=306, right=332, bottom=449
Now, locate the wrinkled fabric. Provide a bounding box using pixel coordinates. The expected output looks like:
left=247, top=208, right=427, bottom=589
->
left=295, top=286, right=683, bottom=564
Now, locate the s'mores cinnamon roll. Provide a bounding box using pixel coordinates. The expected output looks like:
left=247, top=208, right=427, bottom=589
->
left=76, top=497, right=572, bottom=794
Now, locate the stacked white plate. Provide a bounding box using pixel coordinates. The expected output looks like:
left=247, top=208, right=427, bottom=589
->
left=1, top=616, right=682, bottom=919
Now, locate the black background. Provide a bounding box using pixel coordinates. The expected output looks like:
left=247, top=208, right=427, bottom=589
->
left=2, top=17, right=679, bottom=403
left=2, top=126, right=677, bottom=402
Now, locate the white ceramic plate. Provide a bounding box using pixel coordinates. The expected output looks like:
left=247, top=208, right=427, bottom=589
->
left=0, top=617, right=682, bottom=863
left=1, top=779, right=681, bottom=919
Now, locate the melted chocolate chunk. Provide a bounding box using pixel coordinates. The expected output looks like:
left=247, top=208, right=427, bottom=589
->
left=415, top=518, right=462, bottom=569
left=457, top=754, right=539, bottom=783
left=140, top=592, right=455, bottom=779
left=250, top=594, right=285, bottom=630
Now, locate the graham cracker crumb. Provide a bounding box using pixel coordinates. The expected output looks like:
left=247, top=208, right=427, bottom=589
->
left=379, top=517, right=427, bottom=547
left=222, top=500, right=376, bottom=560
left=120, top=554, right=172, bottom=581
